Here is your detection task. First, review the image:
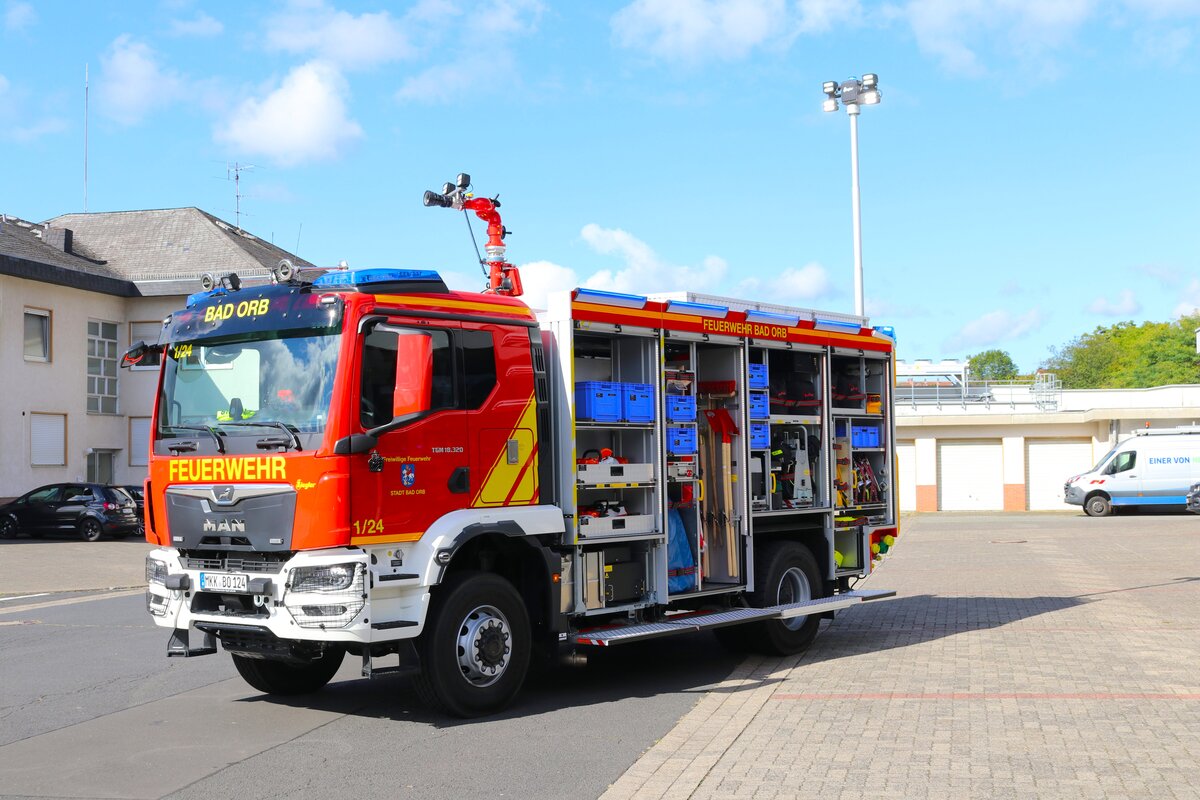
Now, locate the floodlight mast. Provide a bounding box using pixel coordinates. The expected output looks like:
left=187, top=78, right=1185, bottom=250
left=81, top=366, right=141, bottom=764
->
left=422, top=173, right=524, bottom=297
left=823, top=74, right=881, bottom=318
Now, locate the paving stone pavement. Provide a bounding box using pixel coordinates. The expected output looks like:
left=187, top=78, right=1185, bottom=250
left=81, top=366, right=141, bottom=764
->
left=601, top=512, right=1200, bottom=800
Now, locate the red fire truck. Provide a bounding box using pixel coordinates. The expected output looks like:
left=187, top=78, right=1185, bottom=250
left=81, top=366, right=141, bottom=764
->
left=132, top=175, right=898, bottom=717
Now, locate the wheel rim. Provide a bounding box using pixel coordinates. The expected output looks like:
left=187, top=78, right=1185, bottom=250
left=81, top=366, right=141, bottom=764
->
left=455, top=604, right=513, bottom=688
left=83, top=520, right=100, bottom=539
left=1, top=518, right=14, bottom=536
left=777, top=566, right=812, bottom=631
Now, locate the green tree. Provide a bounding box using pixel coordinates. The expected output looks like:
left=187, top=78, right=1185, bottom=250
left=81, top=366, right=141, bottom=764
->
left=968, top=349, right=1019, bottom=381
left=1042, top=314, right=1200, bottom=388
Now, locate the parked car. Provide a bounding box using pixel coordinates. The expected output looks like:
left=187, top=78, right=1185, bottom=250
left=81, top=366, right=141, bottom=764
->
left=1188, top=482, right=1200, bottom=514
left=119, top=485, right=146, bottom=536
left=0, top=483, right=140, bottom=541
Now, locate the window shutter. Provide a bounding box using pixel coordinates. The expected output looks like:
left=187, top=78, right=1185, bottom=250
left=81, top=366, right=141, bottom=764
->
left=31, top=414, right=66, bottom=466
left=130, top=418, right=151, bottom=466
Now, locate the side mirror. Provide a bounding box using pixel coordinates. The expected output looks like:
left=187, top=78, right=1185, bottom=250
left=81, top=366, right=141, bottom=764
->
left=393, top=333, right=433, bottom=418
left=121, top=340, right=162, bottom=368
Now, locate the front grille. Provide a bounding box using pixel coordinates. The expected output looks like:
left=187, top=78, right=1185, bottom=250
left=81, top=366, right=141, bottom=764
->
left=196, top=622, right=328, bottom=664
left=182, top=555, right=288, bottom=573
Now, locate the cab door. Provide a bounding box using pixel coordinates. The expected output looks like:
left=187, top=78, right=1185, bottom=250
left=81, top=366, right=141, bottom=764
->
left=349, top=319, right=472, bottom=547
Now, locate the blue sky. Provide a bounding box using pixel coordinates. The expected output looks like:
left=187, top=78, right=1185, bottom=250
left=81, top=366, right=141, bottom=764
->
left=2, top=0, right=1198, bottom=372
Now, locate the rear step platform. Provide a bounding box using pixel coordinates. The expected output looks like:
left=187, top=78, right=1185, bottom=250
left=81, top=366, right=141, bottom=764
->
left=572, top=589, right=896, bottom=647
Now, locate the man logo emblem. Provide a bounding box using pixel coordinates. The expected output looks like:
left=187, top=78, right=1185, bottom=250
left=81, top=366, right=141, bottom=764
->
left=213, top=486, right=235, bottom=504
left=401, top=464, right=416, bottom=487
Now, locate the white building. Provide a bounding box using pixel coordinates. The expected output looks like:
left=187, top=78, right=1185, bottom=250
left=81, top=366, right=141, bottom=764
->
left=894, top=359, right=1200, bottom=511
left=0, top=209, right=309, bottom=501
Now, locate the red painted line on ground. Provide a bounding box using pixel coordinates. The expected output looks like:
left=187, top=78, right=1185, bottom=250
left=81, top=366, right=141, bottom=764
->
left=772, top=692, right=1200, bottom=701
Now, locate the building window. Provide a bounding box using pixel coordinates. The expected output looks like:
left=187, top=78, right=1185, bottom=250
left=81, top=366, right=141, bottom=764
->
left=87, top=450, right=117, bottom=484
left=24, top=308, right=51, bottom=362
left=88, top=320, right=119, bottom=414
left=30, top=412, right=67, bottom=466
left=129, top=417, right=151, bottom=466
left=128, top=322, right=163, bottom=369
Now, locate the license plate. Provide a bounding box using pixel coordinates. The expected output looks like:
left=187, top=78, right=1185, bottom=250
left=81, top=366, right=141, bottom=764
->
left=199, top=572, right=248, bottom=593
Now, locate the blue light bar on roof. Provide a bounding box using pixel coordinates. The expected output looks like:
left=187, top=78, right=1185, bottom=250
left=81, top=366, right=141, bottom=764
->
left=813, top=317, right=863, bottom=334
left=573, top=288, right=648, bottom=308
left=745, top=309, right=800, bottom=326
left=873, top=325, right=896, bottom=341
left=312, top=268, right=443, bottom=287
left=666, top=300, right=728, bottom=318
left=186, top=288, right=224, bottom=308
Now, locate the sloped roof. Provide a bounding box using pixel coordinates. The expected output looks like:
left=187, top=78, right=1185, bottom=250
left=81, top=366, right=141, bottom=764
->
left=45, top=208, right=312, bottom=295
left=0, top=214, right=137, bottom=296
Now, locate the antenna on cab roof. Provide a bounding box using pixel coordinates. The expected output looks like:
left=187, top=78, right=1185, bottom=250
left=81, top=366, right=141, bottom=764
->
left=423, top=172, right=524, bottom=297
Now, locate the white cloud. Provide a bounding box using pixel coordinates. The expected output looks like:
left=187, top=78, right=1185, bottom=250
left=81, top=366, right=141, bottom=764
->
left=170, top=12, right=223, bottom=37
left=1174, top=279, right=1200, bottom=318
left=265, top=0, right=413, bottom=70
left=1088, top=289, right=1141, bottom=316
left=949, top=308, right=1045, bottom=349
left=4, top=1, right=34, bottom=32
left=215, top=61, right=363, bottom=166
left=515, top=260, right=581, bottom=310
left=611, top=0, right=789, bottom=63
left=577, top=223, right=727, bottom=294
left=394, top=0, right=543, bottom=103
left=796, top=0, right=863, bottom=33
left=96, top=36, right=182, bottom=125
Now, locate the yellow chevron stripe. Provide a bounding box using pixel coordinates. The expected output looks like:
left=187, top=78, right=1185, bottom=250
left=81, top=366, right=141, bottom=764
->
left=473, top=396, right=539, bottom=506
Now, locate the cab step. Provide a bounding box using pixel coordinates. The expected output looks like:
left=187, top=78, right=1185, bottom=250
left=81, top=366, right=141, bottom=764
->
left=571, top=589, right=896, bottom=647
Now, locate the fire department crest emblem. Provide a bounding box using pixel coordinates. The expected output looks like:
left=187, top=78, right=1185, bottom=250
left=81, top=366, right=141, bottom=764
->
left=401, top=463, right=416, bottom=487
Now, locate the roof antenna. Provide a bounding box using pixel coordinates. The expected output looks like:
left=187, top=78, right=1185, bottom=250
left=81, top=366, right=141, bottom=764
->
left=83, top=63, right=89, bottom=213
left=225, top=162, right=256, bottom=231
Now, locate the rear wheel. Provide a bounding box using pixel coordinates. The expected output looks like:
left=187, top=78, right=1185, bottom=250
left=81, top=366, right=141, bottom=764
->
left=0, top=515, right=19, bottom=539
left=1084, top=494, right=1112, bottom=517
left=414, top=571, right=531, bottom=717
left=78, top=518, right=103, bottom=542
left=232, top=648, right=345, bottom=695
left=739, top=541, right=826, bottom=655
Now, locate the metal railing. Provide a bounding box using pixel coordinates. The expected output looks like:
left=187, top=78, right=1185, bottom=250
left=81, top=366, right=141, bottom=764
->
left=895, top=373, right=1061, bottom=411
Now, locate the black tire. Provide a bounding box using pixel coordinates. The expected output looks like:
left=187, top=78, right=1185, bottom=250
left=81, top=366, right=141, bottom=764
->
left=231, top=648, right=345, bottom=695
left=712, top=623, right=753, bottom=653
left=1084, top=494, right=1112, bottom=517
left=739, top=541, right=826, bottom=656
left=78, top=518, right=103, bottom=542
left=414, top=571, right=531, bottom=718
left=0, top=515, right=19, bottom=539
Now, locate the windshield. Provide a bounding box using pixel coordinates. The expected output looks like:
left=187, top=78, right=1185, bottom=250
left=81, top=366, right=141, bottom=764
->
left=1091, top=446, right=1119, bottom=473
left=156, top=332, right=341, bottom=454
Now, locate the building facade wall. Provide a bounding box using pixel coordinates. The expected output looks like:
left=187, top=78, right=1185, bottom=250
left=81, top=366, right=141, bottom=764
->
left=1, top=274, right=182, bottom=499
left=896, top=414, right=1200, bottom=512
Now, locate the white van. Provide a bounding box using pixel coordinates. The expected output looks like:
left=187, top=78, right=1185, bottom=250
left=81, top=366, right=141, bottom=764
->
left=1064, top=426, right=1200, bottom=516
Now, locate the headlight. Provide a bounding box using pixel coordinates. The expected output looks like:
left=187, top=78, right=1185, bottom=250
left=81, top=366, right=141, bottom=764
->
left=146, top=556, right=167, bottom=585
left=291, top=563, right=359, bottom=593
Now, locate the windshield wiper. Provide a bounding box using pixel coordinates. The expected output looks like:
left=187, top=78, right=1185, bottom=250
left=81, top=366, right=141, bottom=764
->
left=167, top=425, right=226, bottom=454
left=219, top=421, right=303, bottom=451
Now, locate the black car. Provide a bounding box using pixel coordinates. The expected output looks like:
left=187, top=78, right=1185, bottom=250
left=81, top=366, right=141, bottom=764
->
left=1188, top=482, right=1200, bottom=515
left=0, top=483, right=140, bottom=542
left=119, top=485, right=147, bottom=535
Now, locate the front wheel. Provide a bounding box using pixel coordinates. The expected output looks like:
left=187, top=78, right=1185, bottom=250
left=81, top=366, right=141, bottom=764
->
left=232, top=648, right=345, bottom=695
left=414, top=571, right=531, bottom=717
left=78, top=518, right=103, bottom=542
left=739, top=541, right=826, bottom=655
left=1084, top=494, right=1112, bottom=517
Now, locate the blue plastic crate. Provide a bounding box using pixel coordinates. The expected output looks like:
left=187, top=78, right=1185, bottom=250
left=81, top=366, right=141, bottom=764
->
left=621, top=383, right=655, bottom=423
left=750, top=423, right=770, bottom=449
left=575, top=381, right=621, bottom=422
left=749, top=393, right=769, bottom=420
left=668, top=426, right=697, bottom=455
left=667, top=395, right=697, bottom=421
left=748, top=363, right=769, bottom=389
left=852, top=425, right=880, bottom=448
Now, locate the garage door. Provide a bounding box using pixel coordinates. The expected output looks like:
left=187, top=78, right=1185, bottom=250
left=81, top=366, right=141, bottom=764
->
left=1026, top=438, right=1094, bottom=510
left=937, top=440, right=1003, bottom=510
left=896, top=441, right=916, bottom=511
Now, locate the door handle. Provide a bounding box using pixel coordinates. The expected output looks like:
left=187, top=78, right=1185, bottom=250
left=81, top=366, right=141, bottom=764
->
left=448, top=467, right=470, bottom=494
